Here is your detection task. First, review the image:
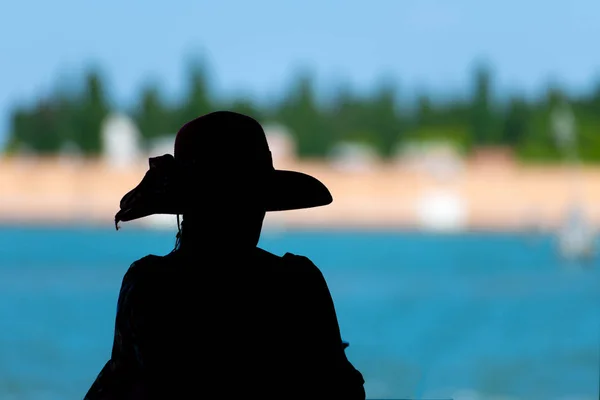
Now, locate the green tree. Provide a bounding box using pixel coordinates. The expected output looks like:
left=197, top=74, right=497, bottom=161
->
left=74, top=68, right=110, bottom=154
left=365, top=80, right=403, bottom=158
left=415, top=94, right=435, bottom=127
left=502, top=96, right=530, bottom=146
left=517, top=85, right=565, bottom=161
left=275, top=70, right=332, bottom=158
left=328, top=84, right=371, bottom=145
left=8, top=97, right=69, bottom=155
left=177, top=59, right=213, bottom=126
left=134, top=81, right=174, bottom=144
left=469, top=63, right=497, bottom=145
left=227, top=96, right=264, bottom=121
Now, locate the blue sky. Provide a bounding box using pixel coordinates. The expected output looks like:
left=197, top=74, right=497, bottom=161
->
left=1, top=0, right=599, bottom=148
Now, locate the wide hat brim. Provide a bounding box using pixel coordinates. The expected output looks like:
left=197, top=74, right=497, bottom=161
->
left=264, top=169, right=333, bottom=211
left=114, top=161, right=333, bottom=226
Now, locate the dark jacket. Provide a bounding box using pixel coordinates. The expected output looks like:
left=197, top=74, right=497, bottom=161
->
left=84, top=247, right=365, bottom=399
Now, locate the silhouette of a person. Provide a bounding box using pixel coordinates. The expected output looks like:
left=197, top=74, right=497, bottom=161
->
left=84, top=111, right=365, bottom=399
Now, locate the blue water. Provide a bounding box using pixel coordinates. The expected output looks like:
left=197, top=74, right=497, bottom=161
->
left=1, top=226, right=599, bottom=400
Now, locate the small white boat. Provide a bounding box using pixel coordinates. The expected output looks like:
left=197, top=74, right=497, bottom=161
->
left=557, top=205, right=596, bottom=262
left=550, top=103, right=596, bottom=263
left=415, top=189, right=467, bottom=233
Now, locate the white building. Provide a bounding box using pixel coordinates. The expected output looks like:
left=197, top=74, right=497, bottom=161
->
left=329, top=142, right=379, bottom=172
left=395, top=140, right=464, bottom=181
left=101, top=113, right=143, bottom=169
left=264, top=123, right=296, bottom=164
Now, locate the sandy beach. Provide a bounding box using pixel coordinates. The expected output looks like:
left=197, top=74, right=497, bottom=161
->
left=1, top=155, right=599, bottom=231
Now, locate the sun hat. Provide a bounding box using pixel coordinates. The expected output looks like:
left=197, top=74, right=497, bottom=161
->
left=114, top=111, right=333, bottom=228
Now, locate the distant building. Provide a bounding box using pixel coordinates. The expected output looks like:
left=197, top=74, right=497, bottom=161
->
left=264, top=124, right=296, bottom=164
left=101, top=113, right=142, bottom=169
left=395, top=140, right=463, bottom=180
left=329, top=142, right=379, bottom=172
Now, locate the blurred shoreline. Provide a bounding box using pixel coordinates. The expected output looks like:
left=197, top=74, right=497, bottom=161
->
left=1, top=155, right=599, bottom=232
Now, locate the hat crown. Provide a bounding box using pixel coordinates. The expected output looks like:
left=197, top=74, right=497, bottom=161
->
left=174, top=111, right=274, bottom=174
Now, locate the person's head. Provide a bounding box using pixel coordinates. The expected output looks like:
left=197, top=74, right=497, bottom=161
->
left=171, top=113, right=270, bottom=247
left=114, top=111, right=333, bottom=250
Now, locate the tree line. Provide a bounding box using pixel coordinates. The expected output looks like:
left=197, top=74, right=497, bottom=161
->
left=5, top=59, right=600, bottom=162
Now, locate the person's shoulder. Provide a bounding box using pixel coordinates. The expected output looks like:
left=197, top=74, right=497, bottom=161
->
left=282, top=252, right=318, bottom=267
left=254, top=248, right=317, bottom=270
left=254, top=248, right=315, bottom=268
left=123, top=254, right=166, bottom=280
left=254, top=248, right=326, bottom=280
left=282, top=252, right=311, bottom=263
left=129, top=254, right=164, bottom=269
left=282, top=252, right=325, bottom=278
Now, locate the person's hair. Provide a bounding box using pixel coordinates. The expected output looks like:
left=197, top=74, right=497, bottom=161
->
left=170, top=207, right=266, bottom=253
left=172, top=214, right=182, bottom=252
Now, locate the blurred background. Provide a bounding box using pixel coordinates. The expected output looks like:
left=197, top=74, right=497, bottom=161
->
left=1, top=0, right=600, bottom=399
